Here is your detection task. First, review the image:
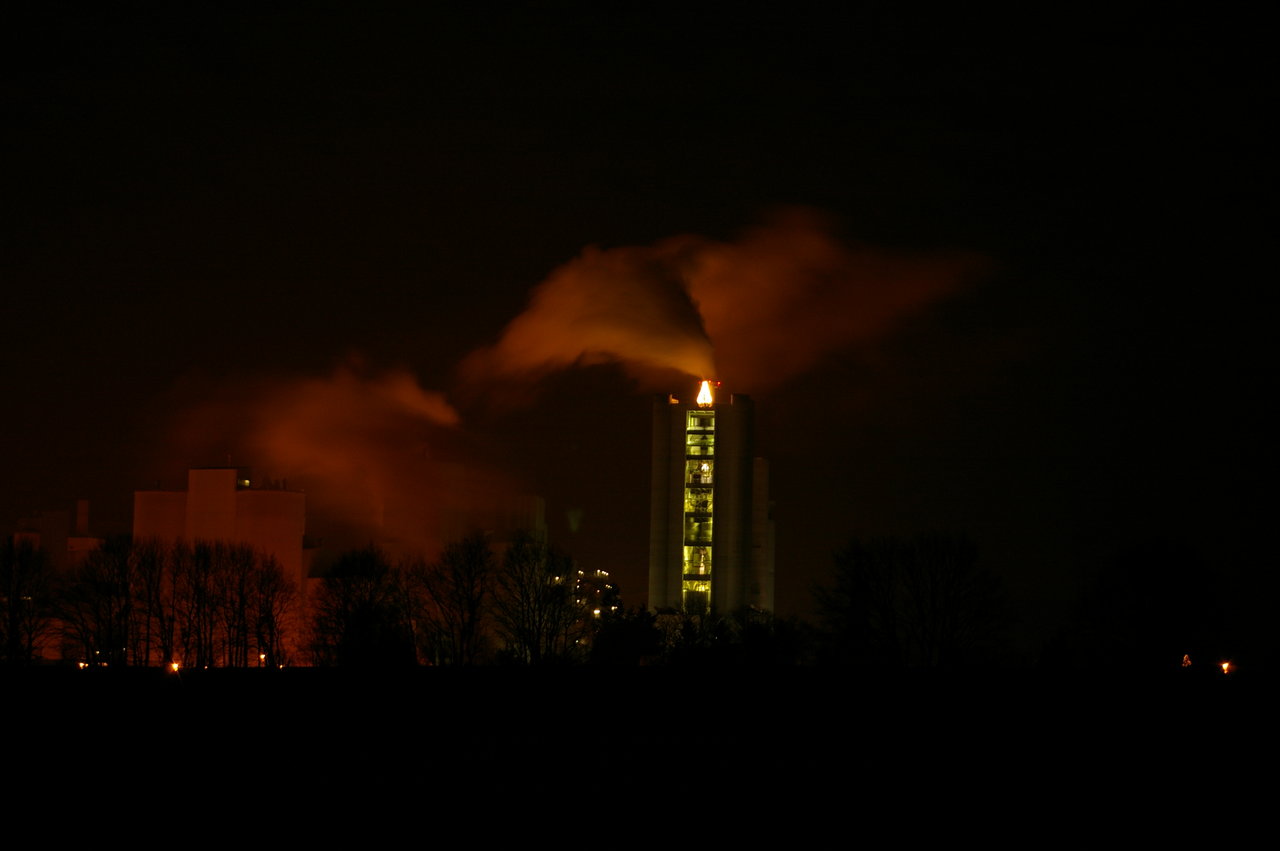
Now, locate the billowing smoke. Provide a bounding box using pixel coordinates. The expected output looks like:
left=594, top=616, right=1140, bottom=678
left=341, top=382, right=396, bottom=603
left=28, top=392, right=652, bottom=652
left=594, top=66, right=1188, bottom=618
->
left=466, top=207, right=984, bottom=393
left=163, top=362, right=528, bottom=558
left=241, top=364, right=459, bottom=514
left=158, top=208, right=982, bottom=559
left=688, top=209, right=985, bottom=390
left=461, top=239, right=715, bottom=386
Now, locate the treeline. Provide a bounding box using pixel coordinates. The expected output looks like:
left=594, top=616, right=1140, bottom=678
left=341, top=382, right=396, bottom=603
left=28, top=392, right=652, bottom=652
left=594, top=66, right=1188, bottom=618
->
left=312, top=531, right=609, bottom=667
left=1, top=535, right=294, bottom=668
left=310, top=531, right=819, bottom=667
left=4, top=529, right=1067, bottom=669
left=0, top=529, right=657, bottom=667
left=1, top=529, right=815, bottom=668
left=813, top=532, right=1013, bottom=667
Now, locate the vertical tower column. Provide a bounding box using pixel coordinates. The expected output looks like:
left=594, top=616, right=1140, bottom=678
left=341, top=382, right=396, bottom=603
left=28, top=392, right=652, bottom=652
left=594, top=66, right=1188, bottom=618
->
left=682, top=405, right=715, bottom=613
left=650, top=382, right=770, bottom=615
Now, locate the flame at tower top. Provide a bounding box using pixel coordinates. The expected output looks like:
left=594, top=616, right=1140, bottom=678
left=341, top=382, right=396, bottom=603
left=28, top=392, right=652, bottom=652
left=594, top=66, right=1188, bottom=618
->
left=697, top=380, right=714, bottom=407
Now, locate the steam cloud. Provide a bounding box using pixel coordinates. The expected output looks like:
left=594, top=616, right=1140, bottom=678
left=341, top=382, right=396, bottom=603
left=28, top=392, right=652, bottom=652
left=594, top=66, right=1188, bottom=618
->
left=467, top=208, right=984, bottom=392
left=163, top=208, right=983, bottom=556
left=165, top=363, right=500, bottom=557
left=242, top=364, right=459, bottom=498
left=461, top=239, right=715, bottom=384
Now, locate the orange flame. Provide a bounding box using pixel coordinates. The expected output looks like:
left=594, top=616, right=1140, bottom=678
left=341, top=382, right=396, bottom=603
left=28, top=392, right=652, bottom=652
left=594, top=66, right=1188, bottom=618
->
left=697, top=380, right=714, bottom=406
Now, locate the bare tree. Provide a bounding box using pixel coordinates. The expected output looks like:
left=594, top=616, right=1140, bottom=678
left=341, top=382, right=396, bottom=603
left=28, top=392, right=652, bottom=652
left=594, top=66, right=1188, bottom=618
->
left=412, top=532, right=494, bottom=666
left=170, top=541, right=222, bottom=667
left=57, top=536, right=137, bottom=666
left=53, top=537, right=297, bottom=669
left=171, top=541, right=298, bottom=668
left=310, top=546, right=415, bottom=667
left=492, top=532, right=588, bottom=665
left=816, top=533, right=1010, bottom=667
left=253, top=554, right=297, bottom=667
left=1, top=537, right=55, bottom=665
left=131, top=538, right=175, bottom=667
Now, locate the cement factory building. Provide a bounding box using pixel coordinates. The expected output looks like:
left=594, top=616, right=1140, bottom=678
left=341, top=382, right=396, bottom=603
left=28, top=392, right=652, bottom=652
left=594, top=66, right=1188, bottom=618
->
left=133, top=467, right=311, bottom=595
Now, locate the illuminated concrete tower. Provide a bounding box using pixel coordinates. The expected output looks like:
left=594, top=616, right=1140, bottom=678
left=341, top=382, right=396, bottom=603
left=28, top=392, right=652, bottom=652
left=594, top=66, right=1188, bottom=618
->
left=649, top=381, right=774, bottom=614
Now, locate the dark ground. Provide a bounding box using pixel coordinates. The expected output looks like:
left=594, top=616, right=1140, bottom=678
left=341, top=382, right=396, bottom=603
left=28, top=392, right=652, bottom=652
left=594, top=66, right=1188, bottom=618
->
left=5, top=665, right=1267, bottom=827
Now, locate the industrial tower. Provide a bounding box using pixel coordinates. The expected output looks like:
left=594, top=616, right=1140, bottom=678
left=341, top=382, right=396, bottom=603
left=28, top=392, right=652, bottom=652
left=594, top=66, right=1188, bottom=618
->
left=648, top=381, right=774, bottom=614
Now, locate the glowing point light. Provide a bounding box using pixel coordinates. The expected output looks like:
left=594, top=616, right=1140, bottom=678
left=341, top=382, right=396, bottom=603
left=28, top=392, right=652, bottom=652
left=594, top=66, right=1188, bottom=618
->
left=1221, top=661, right=1231, bottom=675
left=697, top=380, right=714, bottom=407
left=170, top=662, right=180, bottom=673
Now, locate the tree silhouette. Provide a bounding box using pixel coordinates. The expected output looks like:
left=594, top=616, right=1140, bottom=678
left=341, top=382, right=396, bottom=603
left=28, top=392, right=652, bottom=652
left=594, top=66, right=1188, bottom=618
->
left=816, top=533, right=1010, bottom=667
left=252, top=554, right=296, bottom=667
left=412, top=531, right=495, bottom=666
left=589, top=606, right=662, bottom=666
left=57, top=535, right=134, bottom=667
left=310, top=546, right=415, bottom=667
left=492, top=532, right=587, bottom=665
left=170, top=540, right=219, bottom=667
left=56, top=538, right=298, bottom=668
left=651, top=607, right=812, bottom=666
left=0, top=537, right=54, bottom=665
left=131, top=537, right=176, bottom=667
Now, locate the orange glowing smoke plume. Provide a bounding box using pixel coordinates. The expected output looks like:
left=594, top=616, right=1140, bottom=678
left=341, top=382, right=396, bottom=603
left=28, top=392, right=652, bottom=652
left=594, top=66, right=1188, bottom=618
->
left=164, top=362, right=477, bottom=552
left=464, top=207, right=985, bottom=394
left=687, top=209, right=986, bottom=391
left=461, top=240, right=715, bottom=386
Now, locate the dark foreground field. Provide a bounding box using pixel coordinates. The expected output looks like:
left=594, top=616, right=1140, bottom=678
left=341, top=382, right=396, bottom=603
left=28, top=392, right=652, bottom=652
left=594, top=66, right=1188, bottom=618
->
left=4, top=666, right=1267, bottom=825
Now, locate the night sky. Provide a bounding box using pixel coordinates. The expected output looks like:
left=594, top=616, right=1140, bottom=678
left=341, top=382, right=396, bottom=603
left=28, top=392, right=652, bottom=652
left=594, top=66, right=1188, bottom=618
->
left=3, top=6, right=1270, bottom=658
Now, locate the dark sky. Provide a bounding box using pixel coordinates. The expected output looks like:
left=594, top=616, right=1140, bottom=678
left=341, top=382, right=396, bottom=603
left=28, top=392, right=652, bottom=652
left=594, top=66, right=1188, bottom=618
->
left=3, top=6, right=1270, bottom=651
